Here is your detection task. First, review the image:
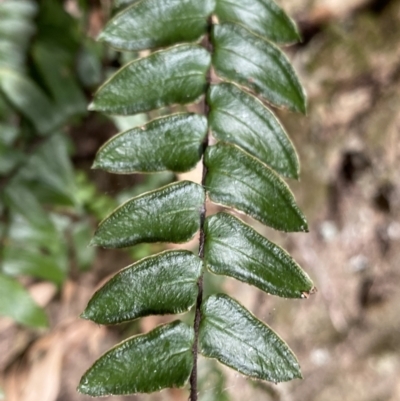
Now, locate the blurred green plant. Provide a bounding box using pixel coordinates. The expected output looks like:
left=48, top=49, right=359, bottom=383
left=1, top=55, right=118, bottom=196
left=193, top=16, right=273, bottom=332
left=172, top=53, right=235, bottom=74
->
left=0, top=0, right=105, bottom=327
left=78, top=0, right=315, bottom=399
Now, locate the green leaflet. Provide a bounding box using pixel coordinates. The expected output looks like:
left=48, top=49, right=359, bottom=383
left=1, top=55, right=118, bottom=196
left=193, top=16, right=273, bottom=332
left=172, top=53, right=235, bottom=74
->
left=212, top=22, right=306, bottom=113
left=199, top=294, right=301, bottom=382
left=78, top=321, right=194, bottom=396
left=0, top=273, right=48, bottom=328
left=215, top=0, right=300, bottom=44
left=204, top=213, right=314, bottom=298
left=100, top=0, right=215, bottom=51
left=93, top=113, right=207, bottom=174
left=82, top=250, right=203, bottom=324
left=89, top=44, right=211, bottom=115
left=205, top=143, right=308, bottom=232
left=208, top=83, right=299, bottom=179
left=91, top=180, right=205, bottom=248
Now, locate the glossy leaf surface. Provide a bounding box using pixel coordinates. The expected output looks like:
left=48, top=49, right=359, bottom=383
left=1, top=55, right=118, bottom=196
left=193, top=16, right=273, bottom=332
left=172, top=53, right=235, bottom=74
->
left=204, top=213, right=314, bottom=297
left=212, top=23, right=306, bottom=113
left=208, top=83, right=299, bottom=178
left=82, top=251, right=203, bottom=324
left=94, top=113, right=207, bottom=173
left=205, top=143, right=308, bottom=232
left=91, top=180, right=205, bottom=248
left=0, top=273, right=48, bottom=328
left=90, top=45, right=210, bottom=115
left=199, top=294, right=301, bottom=382
left=100, top=0, right=215, bottom=51
left=215, top=0, right=300, bottom=44
left=79, top=321, right=194, bottom=396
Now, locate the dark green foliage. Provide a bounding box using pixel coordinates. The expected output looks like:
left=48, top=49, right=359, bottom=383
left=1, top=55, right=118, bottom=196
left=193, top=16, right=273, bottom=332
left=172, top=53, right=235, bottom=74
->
left=212, top=23, right=306, bottom=113
left=208, top=83, right=299, bottom=178
left=79, top=0, right=314, bottom=398
left=91, top=181, right=205, bottom=248
left=205, top=143, right=308, bottom=232
left=204, top=213, right=314, bottom=298
left=99, top=0, right=215, bottom=51
left=90, top=45, right=211, bottom=115
left=199, top=294, right=301, bottom=382
left=82, top=251, right=203, bottom=324
left=79, top=321, right=194, bottom=395
left=93, top=113, right=207, bottom=173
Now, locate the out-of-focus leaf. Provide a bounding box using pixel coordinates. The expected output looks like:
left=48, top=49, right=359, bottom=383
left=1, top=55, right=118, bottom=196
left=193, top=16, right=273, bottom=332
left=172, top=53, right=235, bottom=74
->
left=0, top=70, right=59, bottom=135
left=204, top=213, right=314, bottom=297
left=78, top=321, right=194, bottom=395
left=82, top=250, right=202, bottom=324
left=76, top=42, right=103, bottom=88
left=0, top=0, right=37, bottom=19
left=199, top=294, right=301, bottom=382
left=205, top=143, right=308, bottom=232
left=100, top=0, right=215, bottom=51
left=32, top=43, right=86, bottom=118
left=93, top=113, right=207, bottom=173
left=0, top=4, right=36, bottom=71
left=89, top=45, right=210, bottom=115
left=3, top=245, right=66, bottom=284
left=2, top=212, right=68, bottom=284
left=34, top=0, right=80, bottom=52
left=0, top=273, right=48, bottom=327
left=208, top=83, right=299, bottom=178
left=0, top=127, right=23, bottom=174
left=3, top=182, right=53, bottom=229
left=16, top=134, right=77, bottom=206
left=91, top=180, right=205, bottom=248
left=0, top=124, right=18, bottom=145
left=215, top=0, right=300, bottom=44
left=212, top=23, right=306, bottom=113
left=71, top=221, right=96, bottom=271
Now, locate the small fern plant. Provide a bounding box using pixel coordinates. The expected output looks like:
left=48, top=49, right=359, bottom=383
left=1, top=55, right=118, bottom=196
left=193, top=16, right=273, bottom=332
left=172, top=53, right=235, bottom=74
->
left=78, top=0, right=315, bottom=399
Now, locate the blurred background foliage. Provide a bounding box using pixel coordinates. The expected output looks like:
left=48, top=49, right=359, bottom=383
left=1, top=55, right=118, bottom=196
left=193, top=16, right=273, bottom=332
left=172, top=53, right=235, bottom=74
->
left=0, top=0, right=400, bottom=400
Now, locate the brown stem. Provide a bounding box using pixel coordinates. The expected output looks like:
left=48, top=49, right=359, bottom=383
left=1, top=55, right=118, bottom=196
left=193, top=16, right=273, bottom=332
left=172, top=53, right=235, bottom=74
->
left=189, top=17, right=213, bottom=401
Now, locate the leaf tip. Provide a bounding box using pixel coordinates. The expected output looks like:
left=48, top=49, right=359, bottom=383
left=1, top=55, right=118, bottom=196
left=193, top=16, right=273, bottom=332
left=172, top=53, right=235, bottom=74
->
left=91, top=158, right=101, bottom=170
left=88, top=237, right=99, bottom=247
left=79, top=310, right=90, bottom=320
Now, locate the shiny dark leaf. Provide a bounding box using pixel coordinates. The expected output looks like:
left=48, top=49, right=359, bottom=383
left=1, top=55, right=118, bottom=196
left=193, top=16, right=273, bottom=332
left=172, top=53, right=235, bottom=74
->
left=204, top=213, right=314, bottom=297
left=100, top=0, right=215, bottom=51
left=89, top=45, right=210, bottom=115
left=212, top=22, right=306, bottom=113
left=82, top=250, right=203, bottom=324
left=208, top=82, right=299, bottom=178
left=205, top=143, right=308, bottom=232
left=78, top=321, right=194, bottom=395
left=93, top=113, right=207, bottom=173
left=91, top=180, right=205, bottom=248
left=215, top=0, right=300, bottom=44
left=199, top=294, right=301, bottom=382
